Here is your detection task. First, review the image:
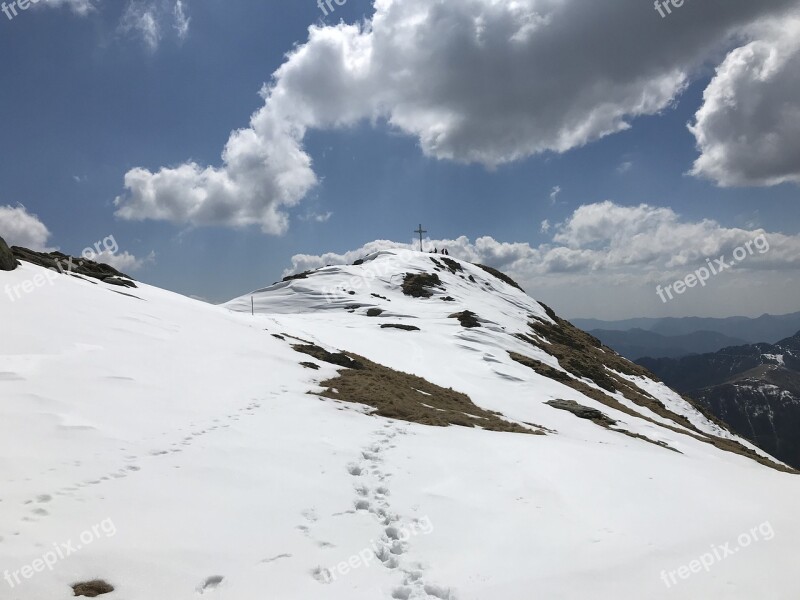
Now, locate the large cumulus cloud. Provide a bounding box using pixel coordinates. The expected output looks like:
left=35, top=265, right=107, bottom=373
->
left=690, top=16, right=800, bottom=187
left=114, top=0, right=799, bottom=233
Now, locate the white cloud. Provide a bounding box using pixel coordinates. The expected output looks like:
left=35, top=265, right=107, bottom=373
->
left=0, top=205, right=52, bottom=251
left=41, top=0, right=95, bottom=14
left=119, top=1, right=161, bottom=51
left=119, top=0, right=190, bottom=51
left=617, top=161, right=633, bottom=174
left=549, top=186, right=561, bottom=205
left=690, top=16, right=800, bottom=187
left=540, top=219, right=551, bottom=234
left=92, top=249, right=156, bottom=272
left=116, top=0, right=798, bottom=234
left=282, top=202, right=800, bottom=317
left=0, top=205, right=156, bottom=272
left=300, top=210, right=333, bottom=223
left=285, top=201, right=800, bottom=278
left=173, top=0, right=189, bottom=41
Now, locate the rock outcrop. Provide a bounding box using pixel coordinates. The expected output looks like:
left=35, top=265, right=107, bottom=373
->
left=0, top=235, right=18, bottom=271
left=10, top=246, right=136, bottom=288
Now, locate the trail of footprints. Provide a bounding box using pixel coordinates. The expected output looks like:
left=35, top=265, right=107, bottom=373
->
left=312, top=421, right=456, bottom=599
left=2, top=396, right=271, bottom=539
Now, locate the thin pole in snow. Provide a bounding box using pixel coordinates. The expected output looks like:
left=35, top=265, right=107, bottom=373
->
left=251, top=296, right=254, bottom=316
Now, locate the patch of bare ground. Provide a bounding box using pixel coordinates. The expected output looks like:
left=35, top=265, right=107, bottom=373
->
left=440, top=257, right=463, bottom=274
left=402, top=273, right=443, bottom=298
left=546, top=399, right=680, bottom=453
left=293, top=344, right=364, bottom=370
left=380, top=324, right=420, bottom=331
left=72, top=580, right=114, bottom=597
left=449, top=310, right=481, bottom=328
left=473, top=264, right=525, bottom=292
left=281, top=270, right=313, bottom=282
left=292, top=343, right=540, bottom=435
left=510, top=328, right=794, bottom=472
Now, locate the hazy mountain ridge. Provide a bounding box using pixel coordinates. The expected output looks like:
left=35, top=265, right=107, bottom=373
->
left=638, top=332, right=800, bottom=468
left=588, top=328, right=748, bottom=360
left=573, top=312, right=800, bottom=345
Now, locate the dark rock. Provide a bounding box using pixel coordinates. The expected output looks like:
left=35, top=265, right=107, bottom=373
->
left=441, top=257, right=463, bottom=274
left=366, top=308, right=384, bottom=317
left=473, top=264, right=525, bottom=292
left=10, top=246, right=136, bottom=287
left=546, top=399, right=617, bottom=427
left=282, top=270, right=312, bottom=282
left=292, top=343, right=365, bottom=370
left=103, top=276, right=137, bottom=288
left=402, top=273, right=442, bottom=298
left=0, top=235, right=18, bottom=271
left=449, top=310, right=481, bottom=328
left=72, top=579, right=114, bottom=597
left=380, top=324, right=420, bottom=331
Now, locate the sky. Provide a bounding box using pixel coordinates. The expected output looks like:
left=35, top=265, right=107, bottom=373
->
left=0, top=0, right=799, bottom=319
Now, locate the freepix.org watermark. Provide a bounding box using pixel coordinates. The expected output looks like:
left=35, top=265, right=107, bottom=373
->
left=2, top=0, right=43, bottom=22
left=4, top=518, right=117, bottom=589
left=654, top=0, right=688, bottom=19
left=318, top=516, right=433, bottom=583
left=3, top=235, right=120, bottom=303
left=660, top=521, right=774, bottom=588
left=316, top=0, right=347, bottom=18
left=319, top=253, right=403, bottom=304
left=656, top=234, right=769, bottom=304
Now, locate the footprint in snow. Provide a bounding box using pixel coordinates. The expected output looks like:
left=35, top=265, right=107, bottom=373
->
left=197, top=575, right=224, bottom=594
left=260, top=553, right=292, bottom=564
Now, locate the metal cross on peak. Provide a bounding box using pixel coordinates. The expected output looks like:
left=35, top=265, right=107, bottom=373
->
left=414, top=224, right=427, bottom=252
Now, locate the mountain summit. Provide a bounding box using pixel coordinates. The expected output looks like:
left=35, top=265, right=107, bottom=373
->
left=2, top=247, right=799, bottom=599
left=226, top=249, right=788, bottom=471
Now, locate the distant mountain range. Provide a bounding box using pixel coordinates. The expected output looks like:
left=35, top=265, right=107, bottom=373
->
left=588, top=328, right=748, bottom=360
left=572, top=311, right=800, bottom=344
left=638, top=332, right=800, bottom=469
left=570, top=311, right=800, bottom=360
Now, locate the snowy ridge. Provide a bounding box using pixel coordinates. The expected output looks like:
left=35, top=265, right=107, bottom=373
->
left=1, top=250, right=799, bottom=599
left=226, top=249, right=777, bottom=461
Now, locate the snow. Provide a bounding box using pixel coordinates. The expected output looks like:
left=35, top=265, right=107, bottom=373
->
left=763, top=353, right=785, bottom=366
left=2, top=251, right=800, bottom=599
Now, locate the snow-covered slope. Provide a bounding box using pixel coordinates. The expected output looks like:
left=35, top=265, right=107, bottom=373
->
left=2, top=249, right=799, bottom=600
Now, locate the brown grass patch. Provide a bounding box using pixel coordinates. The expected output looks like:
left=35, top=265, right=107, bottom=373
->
left=510, top=351, right=792, bottom=471
left=293, top=344, right=539, bottom=434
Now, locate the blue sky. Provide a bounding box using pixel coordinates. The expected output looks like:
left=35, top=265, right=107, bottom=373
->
left=1, top=0, right=799, bottom=319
